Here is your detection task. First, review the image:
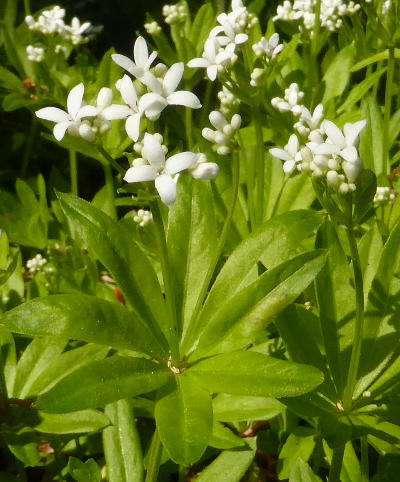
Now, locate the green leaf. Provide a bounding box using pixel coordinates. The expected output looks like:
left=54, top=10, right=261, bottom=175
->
left=315, top=220, right=355, bottom=396
left=103, top=399, right=144, bottom=482
left=57, top=193, right=169, bottom=345
left=68, top=457, right=101, bottom=482
left=358, top=223, right=383, bottom=299
left=12, top=337, right=67, bottom=399
left=213, top=394, right=283, bottom=422
left=155, top=375, right=213, bottom=465
left=289, top=457, right=323, bottom=481
left=183, top=210, right=322, bottom=352
left=192, top=249, right=327, bottom=359
left=360, top=97, right=383, bottom=172
left=167, top=177, right=217, bottom=335
left=36, top=356, right=170, bottom=413
left=187, top=351, right=324, bottom=398
left=189, top=3, right=216, bottom=56
left=274, top=173, right=315, bottom=215
left=338, top=68, right=387, bottom=114
left=278, top=428, right=316, bottom=480
left=0, top=66, right=20, bottom=90
left=2, top=427, right=40, bottom=467
left=209, top=421, right=245, bottom=449
left=35, top=409, right=109, bottom=434
left=322, top=44, right=355, bottom=103
left=0, top=325, right=16, bottom=396
left=2, top=294, right=167, bottom=360
left=350, top=49, right=400, bottom=72
left=323, top=442, right=361, bottom=482
left=195, top=438, right=256, bottom=482
left=353, top=170, right=377, bottom=224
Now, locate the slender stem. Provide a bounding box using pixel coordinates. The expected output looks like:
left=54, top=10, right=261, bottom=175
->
left=151, top=200, right=180, bottom=362
left=237, top=131, right=256, bottom=229
left=343, top=222, right=365, bottom=410
left=179, top=465, right=188, bottom=482
left=254, top=112, right=265, bottom=226
left=328, top=445, right=345, bottom=482
left=23, top=0, right=31, bottom=15
left=98, top=145, right=125, bottom=176
left=269, top=175, right=289, bottom=219
left=382, top=47, right=395, bottom=175
left=104, top=163, right=117, bottom=220
left=0, top=349, right=9, bottom=422
left=145, top=430, right=162, bottom=482
left=181, top=150, right=240, bottom=355
left=361, top=436, right=369, bottom=482
left=69, top=150, right=78, bottom=196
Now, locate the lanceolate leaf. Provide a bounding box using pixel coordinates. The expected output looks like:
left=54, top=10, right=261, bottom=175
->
left=57, top=192, right=168, bottom=344
left=155, top=375, right=213, bottom=465
left=187, top=351, right=324, bottom=398
left=2, top=294, right=168, bottom=360
left=167, top=177, right=217, bottom=335
left=213, top=394, right=283, bottom=422
left=182, top=210, right=322, bottom=351
left=191, top=250, right=327, bottom=360
left=36, top=356, right=170, bottom=413
left=35, top=409, right=110, bottom=434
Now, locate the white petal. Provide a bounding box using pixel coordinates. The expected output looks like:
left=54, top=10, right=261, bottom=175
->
left=235, top=33, right=248, bottom=44
left=314, top=143, right=341, bottom=156
left=102, top=104, right=132, bottom=120
left=323, top=120, right=345, bottom=148
left=164, top=152, right=199, bottom=174
left=343, top=158, right=363, bottom=183
left=53, top=121, right=70, bottom=141
left=125, top=114, right=142, bottom=141
left=138, top=93, right=167, bottom=114
left=190, top=162, right=219, bottom=180
left=209, top=111, right=227, bottom=130
left=269, top=33, right=280, bottom=48
left=344, top=120, right=367, bottom=147
left=187, top=58, right=209, bottom=68
left=283, top=160, right=296, bottom=173
left=67, top=83, right=84, bottom=119
left=97, top=87, right=113, bottom=108
left=36, top=107, right=69, bottom=123
left=155, top=174, right=177, bottom=207
left=340, top=146, right=358, bottom=163
left=163, top=62, right=184, bottom=96
left=145, top=51, right=158, bottom=70
left=124, top=165, right=158, bottom=183
left=134, top=36, right=148, bottom=68
left=76, top=105, right=98, bottom=119
left=204, top=37, right=217, bottom=60
left=143, top=133, right=165, bottom=169
left=112, top=54, right=137, bottom=73
left=269, top=148, right=290, bottom=162
left=207, top=65, right=218, bottom=81
left=167, top=91, right=201, bottom=109
left=287, top=134, right=299, bottom=157
left=139, top=71, right=162, bottom=94
left=119, top=75, right=138, bottom=110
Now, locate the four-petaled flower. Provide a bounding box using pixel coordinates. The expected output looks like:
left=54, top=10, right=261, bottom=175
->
left=35, top=83, right=97, bottom=140
left=269, top=134, right=302, bottom=174
left=124, top=133, right=202, bottom=207
left=188, top=37, right=236, bottom=81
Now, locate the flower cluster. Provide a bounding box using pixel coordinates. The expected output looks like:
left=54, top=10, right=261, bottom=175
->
left=162, top=3, right=188, bottom=24
left=271, top=83, right=304, bottom=114
left=144, top=21, right=162, bottom=35
left=374, top=186, right=395, bottom=205
left=217, top=83, right=240, bottom=116
left=270, top=116, right=367, bottom=194
left=202, top=111, right=242, bottom=155
left=134, top=209, right=153, bottom=227
left=188, top=0, right=257, bottom=81
left=25, top=6, right=93, bottom=45
left=273, top=0, right=360, bottom=33
left=124, top=133, right=218, bottom=207
left=26, top=45, right=45, bottom=62
left=252, top=33, right=284, bottom=62
left=25, top=254, right=54, bottom=276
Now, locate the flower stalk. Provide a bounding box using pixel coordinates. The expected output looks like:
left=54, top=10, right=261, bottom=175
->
left=382, top=46, right=395, bottom=176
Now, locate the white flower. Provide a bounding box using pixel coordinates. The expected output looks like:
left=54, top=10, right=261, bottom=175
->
left=64, top=17, right=91, bottom=45
left=189, top=153, right=219, bottom=180
left=124, top=133, right=201, bottom=207
left=77, top=87, right=115, bottom=141
left=188, top=37, right=236, bottom=81
left=271, top=83, right=304, bottom=113
left=269, top=134, right=302, bottom=173
left=102, top=75, right=167, bottom=141
left=374, top=186, right=395, bottom=204
left=162, top=3, right=188, bottom=24
left=35, top=83, right=97, bottom=141
left=112, top=36, right=159, bottom=92
left=134, top=209, right=153, bottom=227
left=202, top=111, right=241, bottom=155
left=144, top=21, right=162, bottom=35
left=252, top=33, right=284, bottom=61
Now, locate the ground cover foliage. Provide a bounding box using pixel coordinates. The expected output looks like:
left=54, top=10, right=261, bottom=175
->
left=0, top=0, right=399, bottom=480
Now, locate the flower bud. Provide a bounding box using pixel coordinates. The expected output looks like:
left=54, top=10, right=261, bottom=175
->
left=191, top=162, right=219, bottom=180
left=209, top=111, right=227, bottom=130
left=79, top=123, right=95, bottom=142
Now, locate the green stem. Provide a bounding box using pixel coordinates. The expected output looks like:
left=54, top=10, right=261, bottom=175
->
left=181, top=150, right=240, bottom=355
left=310, top=0, right=321, bottom=108
left=179, top=465, right=188, bottom=482
left=361, top=436, right=369, bottom=482
left=23, top=0, right=31, bottom=15
left=0, top=348, right=9, bottom=422
left=98, top=146, right=125, bottom=176
left=237, top=131, right=256, bottom=229
left=69, top=150, right=78, bottom=196
left=328, top=445, right=345, bottom=482
left=343, top=222, right=365, bottom=410
left=382, top=47, right=395, bottom=175
left=145, top=429, right=162, bottom=482
left=185, top=81, right=193, bottom=149
left=104, top=163, right=117, bottom=220
left=269, top=175, right=289, bottom=219
left=254, top=112, right=265, bottom=226
left=151, top=200, right=180, bottom=362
